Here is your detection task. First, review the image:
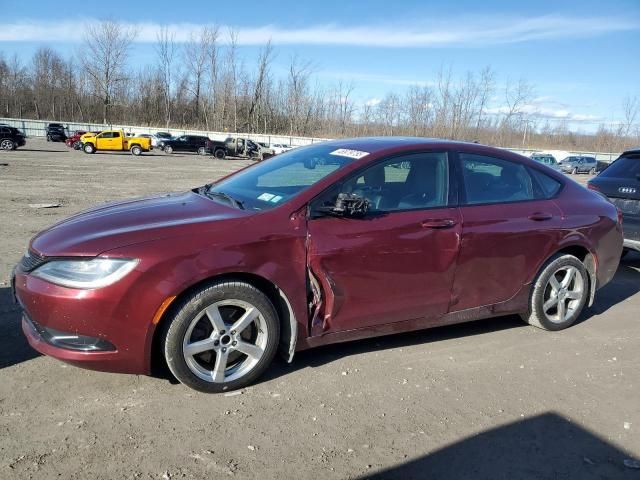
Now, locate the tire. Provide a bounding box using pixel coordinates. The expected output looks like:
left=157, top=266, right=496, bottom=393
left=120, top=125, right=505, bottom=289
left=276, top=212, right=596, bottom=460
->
left=198, top=146, right=207, bottom=156
left=520, top=254, right=589, bottom=331
left=163, top=280, right=280, bottom=393
left=164, top=145, right=173, bottom=154
left=83, top=143, right=95, bottom=154
left=1, top=139, right=15, bottom=150
left=589, top=167, right=596, bottom=175
left=571, top=167, right=578, bottom=175
left=130, top=145, right=142, bottom=156
left=73, top=141, right=82, bottom=150
left=214, top=149, right=226, bottom=159
left=46, top=135, right=51, bottom=142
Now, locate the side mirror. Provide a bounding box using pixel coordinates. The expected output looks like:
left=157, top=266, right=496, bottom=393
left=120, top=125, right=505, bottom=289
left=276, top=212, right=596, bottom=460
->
left=318, top=193, right=371, bottom=218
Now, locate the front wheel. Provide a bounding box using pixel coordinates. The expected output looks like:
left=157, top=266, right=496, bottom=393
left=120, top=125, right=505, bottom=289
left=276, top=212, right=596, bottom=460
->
left=83, top=143, right=95, bottom=154
left=571, top=167, right=578, bottom=174
left=589, top=167, right=596, bottom=175
left=1, top=139, right=16, bottom=150
left=163, top=281, right=280, bottom=393
left=164, top=145, right=173, bottom=154
left=520, top=254, right=589, bottom=331
left=73, top=141, right=82, bottom=150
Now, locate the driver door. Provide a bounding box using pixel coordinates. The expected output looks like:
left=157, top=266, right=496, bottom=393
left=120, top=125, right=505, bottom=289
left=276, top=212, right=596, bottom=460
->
left=306, top=151, right=461, bottom=336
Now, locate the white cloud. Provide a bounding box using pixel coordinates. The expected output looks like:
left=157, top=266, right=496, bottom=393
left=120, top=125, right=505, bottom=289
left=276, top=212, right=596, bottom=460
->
left=365, top=98, right=382, bottom=107
left=486, top=104, right=601, bottom=123
left=0, top=15, right=636, bottom=47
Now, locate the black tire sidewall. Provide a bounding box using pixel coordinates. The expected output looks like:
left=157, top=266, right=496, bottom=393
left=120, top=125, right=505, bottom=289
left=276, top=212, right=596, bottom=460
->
left=165, top=146, right=173, bottom=154
left=215, top=149, right=225, bottom=159
left=163, top=281, right=280, bottom=393
left=531, top=255, right=589, bottom=331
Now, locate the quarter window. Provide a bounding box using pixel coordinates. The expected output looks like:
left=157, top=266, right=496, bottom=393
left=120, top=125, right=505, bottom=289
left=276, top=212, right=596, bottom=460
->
left=529, top=168, right=562, bottom=199
left=460, top=153, right=534, bottom=205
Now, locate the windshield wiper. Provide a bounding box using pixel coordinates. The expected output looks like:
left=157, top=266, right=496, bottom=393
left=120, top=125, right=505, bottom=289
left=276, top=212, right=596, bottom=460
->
left=200, top=187, right=245, bottom=210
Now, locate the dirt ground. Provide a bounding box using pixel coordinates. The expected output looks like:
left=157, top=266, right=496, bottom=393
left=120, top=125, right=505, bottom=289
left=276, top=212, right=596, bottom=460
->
left=0, top=139, right=639, bottom=479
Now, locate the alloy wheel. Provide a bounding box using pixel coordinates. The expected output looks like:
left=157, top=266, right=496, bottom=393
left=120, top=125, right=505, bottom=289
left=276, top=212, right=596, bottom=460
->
left=542, top=265, right=585, bottom=324
left=1, top=139, right=14, bottom=150
left=182, top=299, right=269, bottom=384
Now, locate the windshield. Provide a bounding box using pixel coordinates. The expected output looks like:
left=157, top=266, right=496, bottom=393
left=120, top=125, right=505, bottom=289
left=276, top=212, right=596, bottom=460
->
left=599, top=154, right=640, bottom=178
left=206, top=144, right=363, bottom=210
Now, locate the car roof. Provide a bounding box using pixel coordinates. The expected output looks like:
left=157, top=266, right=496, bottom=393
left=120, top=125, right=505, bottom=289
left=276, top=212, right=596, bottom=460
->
left=622, top=146, right=640, bottom=155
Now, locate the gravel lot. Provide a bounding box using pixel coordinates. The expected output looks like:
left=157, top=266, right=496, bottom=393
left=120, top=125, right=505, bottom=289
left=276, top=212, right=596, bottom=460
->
left=1, top=139, right=639, bottom=479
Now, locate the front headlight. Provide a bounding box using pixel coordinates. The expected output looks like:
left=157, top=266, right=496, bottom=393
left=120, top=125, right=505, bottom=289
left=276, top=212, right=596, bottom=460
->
left=32, top=258, right=138, bottom=289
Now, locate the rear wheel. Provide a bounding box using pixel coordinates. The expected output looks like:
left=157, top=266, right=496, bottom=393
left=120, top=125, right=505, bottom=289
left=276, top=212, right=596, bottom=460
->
left=571, top=167, right=578, bottom=174
left=83, top=143, right=95, bottom=154
left=130, top=145, right=142, bottom=156
left=198, top=146, right=207, bottom=156
left=164, top=145, right=173, bottom=154
left=1, top=139, right=16, bottom=150
left=521, top=254, right=589, bottom=331
left=73, top=141, right=82, bottom=150
left=163, top=280, right=280, bottom=393
left=589, top=167, right=596, bottom=175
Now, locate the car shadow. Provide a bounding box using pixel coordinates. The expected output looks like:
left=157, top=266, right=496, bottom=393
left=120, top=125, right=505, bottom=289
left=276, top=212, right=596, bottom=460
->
left=0, top=287, right=40, bottom=370
left=580, top=251, right=640, bottom=320
left=361, top=412, right=638, bottom=479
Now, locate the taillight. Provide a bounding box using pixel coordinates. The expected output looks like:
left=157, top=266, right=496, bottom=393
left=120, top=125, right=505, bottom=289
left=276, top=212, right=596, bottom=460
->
left=617, top=207, right=623, bottom=225
left=587, top=183, right=600, bottom=192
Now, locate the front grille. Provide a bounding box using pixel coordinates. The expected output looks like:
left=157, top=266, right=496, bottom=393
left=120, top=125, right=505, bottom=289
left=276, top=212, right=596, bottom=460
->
left=609, top=197, right=640, bottom=216
left=19, top=250, right=47, bottom=272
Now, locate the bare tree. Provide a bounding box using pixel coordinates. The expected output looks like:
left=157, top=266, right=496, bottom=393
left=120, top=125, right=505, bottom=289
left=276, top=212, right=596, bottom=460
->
left=155, top=26, right=176, bottom=128
left=246, top=40, right=274, bottom=132
left=82, top=21, right=136, bottom=124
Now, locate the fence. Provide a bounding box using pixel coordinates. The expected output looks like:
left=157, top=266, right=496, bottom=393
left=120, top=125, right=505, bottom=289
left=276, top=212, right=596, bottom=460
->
left=1, top=117, right=621, bottom=162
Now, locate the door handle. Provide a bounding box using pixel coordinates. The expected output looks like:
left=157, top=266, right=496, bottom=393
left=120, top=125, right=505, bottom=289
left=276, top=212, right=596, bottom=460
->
left=528, top=212, right=553, bottom=221
left=421, top=218, right=457, bottom=229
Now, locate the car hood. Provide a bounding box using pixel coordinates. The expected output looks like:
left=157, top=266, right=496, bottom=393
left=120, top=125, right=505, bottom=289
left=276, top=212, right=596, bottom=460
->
left=31, top=191, right=250, bottom=256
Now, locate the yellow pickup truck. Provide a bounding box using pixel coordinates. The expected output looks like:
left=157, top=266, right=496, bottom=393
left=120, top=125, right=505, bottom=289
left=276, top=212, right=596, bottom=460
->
left=80, top=130, right=152, bottom=156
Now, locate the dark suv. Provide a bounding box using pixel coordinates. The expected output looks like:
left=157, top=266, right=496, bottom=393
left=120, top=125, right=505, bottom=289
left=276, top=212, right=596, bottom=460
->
left=161, top=135, right=227, bottom=158
left=589, top=148, right=640, bottom=256
left=559, top=156, right=597, bottom=174
left=0, top=126, right=27, bottom=150
left=45, top=123, right=67, bottom=142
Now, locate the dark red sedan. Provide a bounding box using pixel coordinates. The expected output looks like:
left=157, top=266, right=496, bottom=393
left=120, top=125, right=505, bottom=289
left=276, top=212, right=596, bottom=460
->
left=13, top=138, right=623, bottom=392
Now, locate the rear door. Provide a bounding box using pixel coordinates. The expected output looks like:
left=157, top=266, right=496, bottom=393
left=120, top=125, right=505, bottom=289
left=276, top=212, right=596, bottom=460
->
left=307, top=151, right=461, bottom=335
left=451, top=152, right=565, bottom=311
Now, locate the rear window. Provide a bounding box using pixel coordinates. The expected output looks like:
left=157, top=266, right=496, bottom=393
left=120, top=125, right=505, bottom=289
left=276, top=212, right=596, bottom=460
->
left=529, top=168, right=562, bottom=198
left=598, top=155, right=640, bottom=178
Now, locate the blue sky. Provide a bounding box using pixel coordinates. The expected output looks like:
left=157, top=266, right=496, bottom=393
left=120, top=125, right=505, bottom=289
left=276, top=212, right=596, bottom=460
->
left=1, top=0, right=639, bottom=132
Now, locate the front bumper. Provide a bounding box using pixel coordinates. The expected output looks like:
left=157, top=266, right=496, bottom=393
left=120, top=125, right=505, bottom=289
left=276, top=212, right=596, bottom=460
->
left=14, top=268, right=154, bottom=375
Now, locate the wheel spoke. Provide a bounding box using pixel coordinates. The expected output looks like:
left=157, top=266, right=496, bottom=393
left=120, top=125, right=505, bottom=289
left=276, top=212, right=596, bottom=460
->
left=184, top=338, right=217, bottom=357
left=212, top=349, right=229, bottom=383
left=549, top=276, right=561, bottom=292
left=205, top=305, right=227, bottom=333
left=543, top=296, right=558, bottom=312
left=234, top=340, right=264, bottom=360
left=560, top=268, right=575, bottom=288
left=566, top=290, right=582, bottom=300
left=231, top=307, right=259, bottom=334
left=557, top=299, right=567, bottom=321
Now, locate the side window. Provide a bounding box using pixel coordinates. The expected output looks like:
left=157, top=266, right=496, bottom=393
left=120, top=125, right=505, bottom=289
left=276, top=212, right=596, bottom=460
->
left=528, top=168, right=562, bottom=199
left=112, top=132, right=120, bottom=138
left=460, top=153, right=534, bottom=205
left=340, top=152, right=449, bottom=212
left=99, top=132, right=113, bottom=139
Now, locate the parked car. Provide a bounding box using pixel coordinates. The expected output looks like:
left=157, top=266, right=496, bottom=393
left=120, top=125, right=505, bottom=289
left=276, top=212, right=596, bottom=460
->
left=161, top=135, right=212, bottom=155
left=271, top=143, right=293, bottom=155
left=588, top=147, right=640, bottom=257
left=65, top=130, right=88, bottom=150
left=45, top=123, right=67, bottom=142
left=13, top=138, right=623, bottom=392
left=530, top=153, right=561, bottom=172
left=225, top=136, right=275, bottom=160
left=0, top=125, right=26, bottom=150
left=559, top=156, right=597, bottom=174
left=80, top=130, right=152, bottom=156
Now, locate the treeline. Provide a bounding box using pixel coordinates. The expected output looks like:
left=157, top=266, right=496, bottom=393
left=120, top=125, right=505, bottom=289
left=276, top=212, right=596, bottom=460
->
left=0, top=21, right=638, bottom=152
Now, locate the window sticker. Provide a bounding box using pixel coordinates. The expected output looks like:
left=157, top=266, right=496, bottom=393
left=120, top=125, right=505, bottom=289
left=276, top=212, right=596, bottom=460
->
left=269, top=195, right=283, bottom=203
left=257, top=193, right=275, bottom=201
left=329, top=149, right=369, bottom=159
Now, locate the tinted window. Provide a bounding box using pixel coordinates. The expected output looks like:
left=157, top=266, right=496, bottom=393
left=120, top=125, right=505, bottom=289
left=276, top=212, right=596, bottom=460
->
left=599, top=155, right=640, bottom=178
left=460, top=153, right=534, bottom=205
left=337, top=152, right=449, bottom=212
left=99, top=132, right=113, bottom=138
left=529, top=168, right=562, bottom=199
left=112, top=132, right=120, bottom=138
